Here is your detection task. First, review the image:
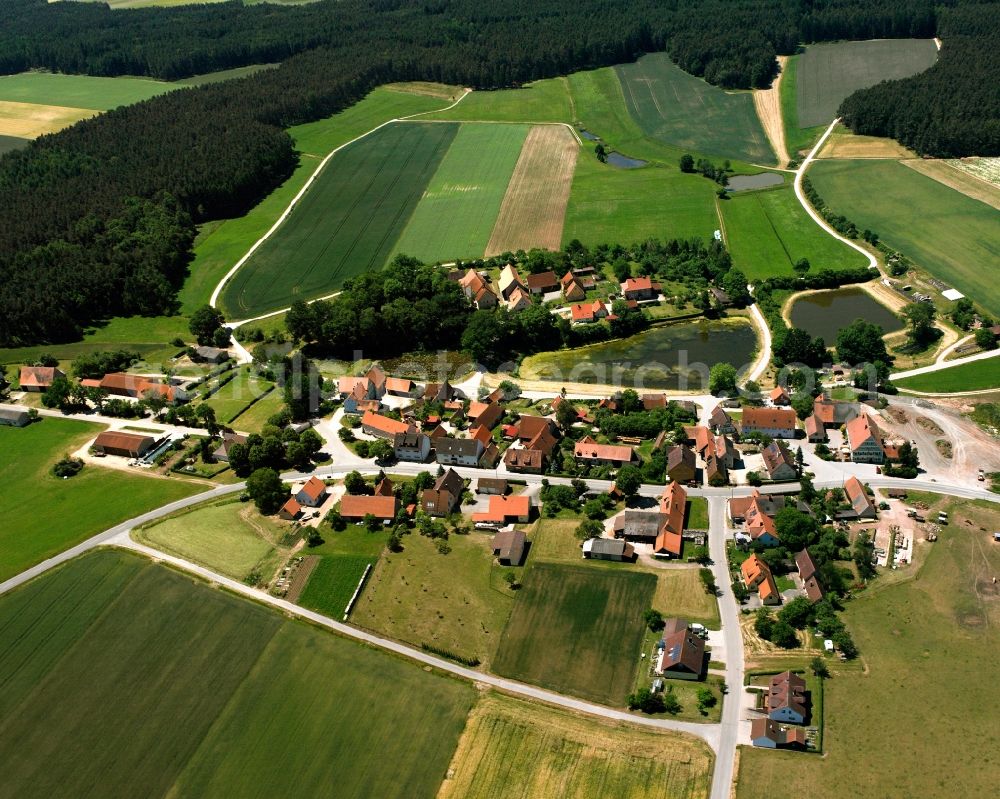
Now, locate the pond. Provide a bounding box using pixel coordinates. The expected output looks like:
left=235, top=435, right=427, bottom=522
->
left=519, top=318, right=758, bottom=391
left=789, top=286, right=904, bottom=341
left=727, top=172, right=784, bottom=191
left=606, top=151, right=647, bottom=169
left=579, top=128, right=601, bottom=141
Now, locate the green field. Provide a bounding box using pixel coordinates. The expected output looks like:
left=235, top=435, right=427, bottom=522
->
left=779, top=54, right=825, bottom=160
left=615, top=53, right=775, bottom=165
left=393, top=123, right=528, bottom=261
left=0, top=71, right=173, bottom=111
left=0, top=550, right=474, bottom=798
left=425, top=77, right=574, bottom=123
left=220, top=121, right=457, bottom=317
left=651, top=568, right=721, bottom=630
left=0, top=418, right=203, bottom=583
left=721, top=186, right=868, bottom=279
left=736, top=497, right=1000, bottom=799
left=230, top=387, right=285, bottom=433
left=202, top=364, right=276, bottom=423
left=300, top=554, right=375, bottom=617
left=493, top=562, right=656, bottom=706
left=809, top=159, right=1000, bottom=316
left=0, top=133, right=27, bottom=154
left=895, top=356, right=1000, bottom=393
left=795, top=39, right=938, bottom=128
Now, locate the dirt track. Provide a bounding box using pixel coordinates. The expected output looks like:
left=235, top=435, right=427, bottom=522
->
left=752, top=56, right=789, bottom=168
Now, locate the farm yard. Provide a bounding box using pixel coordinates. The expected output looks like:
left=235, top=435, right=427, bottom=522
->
left=439, top=693, right=713, bottom=799
left=493, top=562, right=656, bottom=706
left=808, top=159, right=1000, bottom=317
left=0, top=419, right=203, bottom=583
left=0, top=550, right=474, bottom=798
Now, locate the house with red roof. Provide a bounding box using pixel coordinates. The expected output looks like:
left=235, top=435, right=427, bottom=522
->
left=570, top=300, right=607, bottom=324
left=295, top=476, right=328, bottom=508
left=18, top=365, right=64, bottom=392
left=574, top=435, right=634, bottom=466
left=621, top=276, right=656, bottom=300
left=561, top=270, right=586, bottom=301
left=361, top=411, right=414, bottom=439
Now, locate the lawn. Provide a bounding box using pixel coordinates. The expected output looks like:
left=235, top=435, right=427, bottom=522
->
left=439, top=692, right=713, bottom=799
left=0, top=550, right=475, bottom=798
left=202, top=364, right=276, bottom=423
left=298, top=553, right=375, bottom=618
left=493, top=562, right=656, bottom=706
left=0, top=71, right=172, bottom=111
left=795, top=39, right=938, bottom=128
left=721, top=185, right=868, bottom=279
left=615, top=53, right=775, bottom=165
left=0, top=418, right=203, bottom=583
left=736, top=497, right=1000, bottom=799
left=808, top=159, right=1000, bottom=317
left=392, top=122, right=529, bottom=261
left=351, top=531, right=515, bottom=668
left=778, top=54, right=826, bottom=160
left=687, top=497, right=708, bottom=529
left=229, top=387, right=286, bottom=433
left=219, top=121, right=457, bottom=317
left=651, top=568, right=720, bottom=629
left=894, top=356, right=1000, bottom=394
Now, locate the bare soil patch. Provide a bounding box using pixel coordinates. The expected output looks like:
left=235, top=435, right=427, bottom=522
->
left=0, top=100, right=97, bottom=138
left=901, top=159, right=1000, bottom=211
left=284, top=554, right=319, bottom=603
left=916, top=416, right=944, bottom=435
left=485, top=124, right=578, bottom=256
left=753, top=55, right=790, bottom=168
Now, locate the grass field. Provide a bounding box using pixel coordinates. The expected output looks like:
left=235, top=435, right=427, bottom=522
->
left=894, top=356, right=1000, bottom=393
left=721, top=185, right=868, bottom=279
left=901, top=158, right=1000, bottom=211
left=651, top=569, right=721, bottom=629
left=220, top=121, right=457, bottom=317
left=0, top=133, right=27, bottom=154
left=230, top=387, right=285, bottom=433
left=202, top=364, right=276, bottom=423
left=493, top=562, right=656, bottom=706
left=0, top=418, right=202, bottom=583
left=392, top=122, right=528, bottom=261
left=424, top=76, right=575, bottom=123
left=777, top=54, right=825, bottom=160
left=736, top=497, right=1000, bottom=799
left=0, top=550, right=474, bottom=798
left=795, top=39, right=938, bottom=128
left=352, top=532, right=515, bottom=668
left=299, top=553, right=375, bottom=618
left=439, top=692, right=713, bottom=799
left=615, top=53, right=775, bottom=165
left=0, top=71, right=172, bottom=111
left=808, top=159, right=1000, bottom=317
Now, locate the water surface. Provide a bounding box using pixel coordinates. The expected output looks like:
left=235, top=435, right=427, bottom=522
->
left=789, top=286, right=903, bottom=341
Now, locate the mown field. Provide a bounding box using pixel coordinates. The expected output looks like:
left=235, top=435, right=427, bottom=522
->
left=652, top=568, right=721, bottom=629
left=0, top=550, right=475, bottom=798
left=808, top=159, right=1000, bottom=317
left=795, top=39, right=938, bottom=128
left=0, top=71, right=172, bottom=111
left=0, top=418, right=203, bottom=583
left=615, top=53, right=775, bottom=165
left=736, top=496, right=1000, bottom=799
left=201, top=364, right=276, bottom=423
left=230, top=387, right=285, bottom=433
left=493, top=562, right=655, bottom=706
left=393, top=122, right=528, bottom=261
left=721, top=185, right=868, bottom=279
left=439, top=692, right=713, bottom=799
left=220, top=121, right=457, bottom=317
left=895, top=356, right=1000, bottom=393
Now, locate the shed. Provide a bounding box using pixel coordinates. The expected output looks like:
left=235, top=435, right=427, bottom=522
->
left=0, top=405, right=30, bottom=427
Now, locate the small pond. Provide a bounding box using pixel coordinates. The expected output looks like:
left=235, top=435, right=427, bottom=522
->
left=579, top=128, right=601, bottom=141
left=519, top=319, right=758, bottom=391
left=789, top=286, right=904, bottom=341
left=727, top=173, right=784, bottom=191
left=606, top=151, right=647, bottom=169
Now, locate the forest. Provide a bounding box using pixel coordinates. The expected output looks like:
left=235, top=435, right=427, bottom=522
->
left=0, top=0, right=991, bottom=346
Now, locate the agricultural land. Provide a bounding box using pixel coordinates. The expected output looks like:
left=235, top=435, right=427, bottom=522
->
left=894, top=356, right=1000, bottom=394
left=297, top=525, right=389, bottom=620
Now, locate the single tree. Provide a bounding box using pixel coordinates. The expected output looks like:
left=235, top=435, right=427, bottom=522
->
left=344, top=470, right=367, bottom=495
left=614, top=464, right=642, bottom=498
left=709, top=362, right=738, bottom=396
left=189, top=305, right=226, bottom=346
left=679, top=154, right=695, bottom=173
left=246, top=468, right=285, bottom=515
left=643, top=608, right=665, bottom=631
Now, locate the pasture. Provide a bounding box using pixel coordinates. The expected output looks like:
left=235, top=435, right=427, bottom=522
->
left=894, top=356, right=1000, bottom=394
left=795, top=39, right=938, bottom=128
left=220, top=121, right=457, bottom=317
left=720, top=185, right=867, bottom=279
left=393, top=122, right=529, bottom=261
left=486, top=124, right=579, bottom=255
left=439, top=693, right=713, bottom=799
left=615, top=53, right=775, bottom=165
left=0, top=550, right=474, bottom=798
left=0, top=418, right=202, bottom=583
left=493, top=562, right=656, bottom=706
left=736, top=497, right=1000, bottom=799
left=808, top=159, right=1000, bottom=317
left=0, top=71, right=171, bottom=111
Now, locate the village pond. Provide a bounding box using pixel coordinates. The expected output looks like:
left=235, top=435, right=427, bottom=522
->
left=789, top=286, right=903, bottom=341
left=518, top=318, right=757, bottom=390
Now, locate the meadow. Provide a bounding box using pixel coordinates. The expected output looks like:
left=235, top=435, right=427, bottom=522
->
left=0, top=550, right=475, bottom=798
left=220, top=121, right=457, bottom=317
left=392, top=122, right=529, bottom=261
left=736, top=497, right=1000, bottom=799
left=615, top=53, right=775, bottom=165
left=795, top=39, right=938, bottom=128
left=201, top=364, right=276, bottom=423
left=0, top=71, right=172, bottom=111
left=0, top=418, right=202, bottom=583
left=439, top=692, right=713, bottom=799
left=493, top=562, right=656, bottom=706
left=894, top=356, right=1000, bottom=394
left=651, top=568, right=721, bottom=629
left=808, top=159, right=1000, bottom=317
left=0, top=134, right=26, bottom=154
left=229, top=387, right=286, bottom=433
left=298, top=553, right=375, bottom=618
left=721, top=185, right=868, bottom=279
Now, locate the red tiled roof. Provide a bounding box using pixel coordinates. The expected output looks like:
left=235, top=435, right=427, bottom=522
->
left=741, top=407, right=797, bottom=432
left=574, top=435, right=633, bottom=463
left=298, top=476, right=327, bottom=502
left=340, top=494, right=399, bottom=520
left=622, top=276, right=653, bottom=292
left=362, top=411, right=411, bottom=436
left=19, top=366, right=61, bottom=388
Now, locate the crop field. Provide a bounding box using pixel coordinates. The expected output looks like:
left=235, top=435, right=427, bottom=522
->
left=796, top=39, right=937, bottom=128
left=736, top=497, right=1000, bottom=799
left=0, top=99, right=96, bottom=138
left=720, top=186, right=867, bottom=279
left=808, top=159, right=1000, bottom=317
left=615, top=53, right=775, bottom=165
left=901, top=159, right=1000, bottom=211
left=202, top=364, right=276, bottom=423
left=493, top=562, right=656, bottom=706
left=439, top=693, right=713, bottom=799
left=393, top=123, right=529, bottom=261
left=299, top=553, right=376, bottom=618
left=0, top=71, right=172, bottom=111
left=949, top=157, right=1000, bottom=186
left=486, top=124, right=579, bottom=255
left=818, top=127, right=916, bottom=159
left=221, top=121, right=457, bottom=317
left=0, top=418, right=203, bottom=583
left=894, top=356, right=1000, bottom=394
left=778, top=54, right=826, bottom=159
left=0, top=550, right=474, bottom=798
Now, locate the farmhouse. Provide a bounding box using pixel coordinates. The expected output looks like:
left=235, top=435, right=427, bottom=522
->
left=666, top=445, right=697, bottom=483
left=741, top=553, right=781, bottom=605
left=491, top=529, right=526, bottom=566
left=506, top=286, right=532, bottom=312
left=192, top=346, right=229, bottom=364
left=295, top=476, right=327, bottom=508
left=213, top=432, right=247, bottom=462
left=574, top=435, right=633, bottom=466
left=504, top=447, right=544, bottom=473
left=458, top=269, right=499, bottom=309
left=340, top=494, right=399, bottom=523
left=741, top=407, right=797, bottom=438
left=653, top=481, right=687, bottom=558
left=374, top=476, right=394, bottom=496
left=813, top=394, right=859, bottom=427
left=385, top=377, right=415, bottom=397
left=705, top=454, right=728, bottom=487
left=435, top=436, right=483, bottom=467
left=804, top=412, right=827, bottom=442
left=657, top=624, right=705, bottom=680
left=709, top=405, right=737, bottom=435
left=96, top=373, right=187, bottom=404
left=92, top=430, right=157, bottom=458
left=474, top=477, right=507, bottom=495
left=570, top=300, right=607, bottom=324
left=684, top=424, right=713, bottom=455
left=750, top=718, right=807, bottom=750
left=361, top=411, right=414, bottom=439
left=561, top=270, right=587, bottom=301
left=393, top=431, right=431, bottom=462
left=769, top=386, right=791, bottom=406
left=841, top=475, right=877, bottom=520
left=583, top=537, right=635, bottom=561
left=422, top=468, right=464, bottom=517
left=278, top=496, right=302, bottom=521
left=468, top=401, right=503, bottom=430
left=621, top=276, right=656, bottom=301
left=18, top=365, right=64, bottom=392
left=795, top=549, right=825, bottom=603
left=761, top=441, right=798, bottom=481
left=498, top=264, right=527, bottom=300
left=845, top=413, right=886, bottom=464
left=474, top=495, right=532, bottom=525
left=0, top=405, right=30, bottom=427
left=767, top=671, right=808, bottom=724
left=526, top=270, right=559, bottom=295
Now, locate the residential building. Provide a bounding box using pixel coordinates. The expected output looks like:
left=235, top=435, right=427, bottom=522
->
left=795, top=549, right=824, bottom=603
left=570, top=300, right=607, bottom=324
left=804, top=413, right=827, bottom=442
left=393, top=431, right=431, bottom=462
left=813, top=394, right=860, bottom=428
left=666, top=445, right=697, bottom=483
left=361, top=411, right=413, bottom=439
left=744, top=494, right=780, bottom=547
left=526, top=271, right=559, bottom=294
left=468, top=401, right=503, bottom=431
left=705, top=454, right=728, bottom=487
left=506, top=286, right=533, bottom=312
left=729, top=489, right=784, bottom=522
left=385, top=377, right=415, bottom=397
left=654, top=482, right=687, bottom=558
left=574, top=435, right=634, bottom=466
left=18, top=365, right=64, bottom=392
left=741, top=553, right=781, bottom=605
left=374, top=476, right=394, bottom=497
left=582, top=537, right=635, bottom=561
left=458, top=269, right=499, bottom=309
left=498, top=264, right=526, bottom=300
left=92, top=431, right=157, bottom=458
left=657, top=625, right=704, bottom=680
left=213, top=432, right=247, bottom=462
left=621, top=276, right=656, bottom=301
left=709, top=405, right=737, bottom=435
left=421, top=468, right=464, bottom=517
left=845, top=413, right=886, bottom=464
left=750, top=718, right=807, bottom=749
left=474, top=477, right=507, bottom=495
left=0, top=405, right=30, bottom=427
left=278, top=497, right=302, bottom=521
left=516, top=415, right=556, bottom=443
left=769, top=386, right=791, bottom=406
left=365, top=366, right=387, bottom=398
left=474, top=495, right=531, bottom=526
left=741, top=407, right=798, bottom=438
left=293, top=476, right=326, bottom=508
left=491, top=529, right=526, bottom=565
left=98, top=373, right=186, bottom=403
left=435, top=436, right=484, bottom=467
left=479, top=441, right=501, bottom=468
left=561, top=270, right=586, bottom=301
left=340, top=494, right=399, bottom=522
left=767, top=671, right=809, bottom=723
left=685, top=424, right=713, bottom=456
left=762, top=441, right=798, bottom=481
left=504, top=448, right=544, bottom=474
left=842, top=475, right=877, bottom=519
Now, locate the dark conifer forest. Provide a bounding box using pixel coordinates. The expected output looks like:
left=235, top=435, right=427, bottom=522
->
left=0, top=0, right=994, bottom=346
